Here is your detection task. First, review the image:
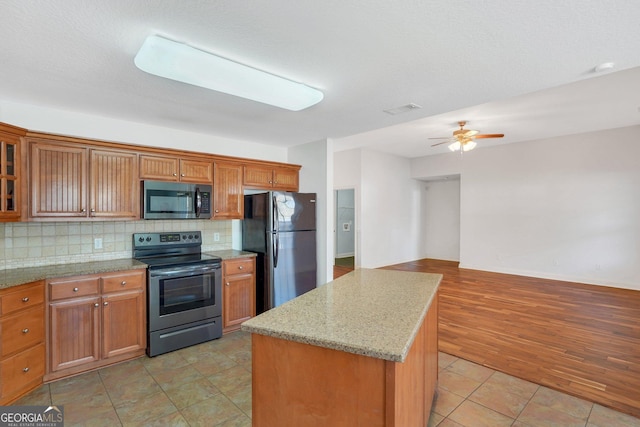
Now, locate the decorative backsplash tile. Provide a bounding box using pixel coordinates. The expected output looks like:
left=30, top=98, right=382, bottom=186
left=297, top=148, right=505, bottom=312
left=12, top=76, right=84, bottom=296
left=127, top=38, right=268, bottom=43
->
left=1, top=220, right=232, bottom=270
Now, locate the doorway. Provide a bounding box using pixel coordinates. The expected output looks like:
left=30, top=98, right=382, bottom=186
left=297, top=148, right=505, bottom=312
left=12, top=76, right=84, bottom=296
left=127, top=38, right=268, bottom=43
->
left=334, top=188, right=355, bottom=277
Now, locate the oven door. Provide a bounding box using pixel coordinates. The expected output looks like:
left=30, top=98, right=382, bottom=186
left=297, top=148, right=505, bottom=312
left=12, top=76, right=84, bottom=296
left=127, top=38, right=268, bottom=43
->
left=148, top=264, right=222, bottom=332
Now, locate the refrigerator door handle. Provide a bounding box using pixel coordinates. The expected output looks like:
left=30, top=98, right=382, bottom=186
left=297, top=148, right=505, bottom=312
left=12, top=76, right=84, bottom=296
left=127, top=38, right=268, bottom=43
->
left=273, top=231, right=279, bottom=268
left=272, top=194, right=280, bottom=268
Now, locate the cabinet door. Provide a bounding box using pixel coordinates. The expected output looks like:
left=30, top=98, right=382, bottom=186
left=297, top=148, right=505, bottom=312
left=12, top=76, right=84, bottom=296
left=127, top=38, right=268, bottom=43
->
left=102, top=290, right=146, bottom=359
left=139, top=154, right=179, bottom=181
left=30, top=141, right=87, bottom=218
left=49, top=297, right=100, bottom=372
left=223, top=273, right=255, bottom=331
left=179, top=159, right=213, bottom=183
left=0, top=131, right=21, bottom=221
left=243, top=164, right=274, bottom=189
left=213, top=162, right=243, bottom=219
left=90, top=149, right=139, bottom=218
left=273, top=167, right=299, bottom=191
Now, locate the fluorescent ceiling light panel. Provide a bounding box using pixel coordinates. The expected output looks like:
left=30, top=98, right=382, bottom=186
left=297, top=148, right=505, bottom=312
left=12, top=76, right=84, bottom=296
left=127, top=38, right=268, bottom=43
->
left=134, top=35, right=324, bottom=111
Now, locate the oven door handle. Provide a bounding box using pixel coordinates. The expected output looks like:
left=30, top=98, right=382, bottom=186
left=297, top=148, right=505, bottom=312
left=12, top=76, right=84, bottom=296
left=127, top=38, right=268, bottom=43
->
left=150, top=265, right=220, bottom=277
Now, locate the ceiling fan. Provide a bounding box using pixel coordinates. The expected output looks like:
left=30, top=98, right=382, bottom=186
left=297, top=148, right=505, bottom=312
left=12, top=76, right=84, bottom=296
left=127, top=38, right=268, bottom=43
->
left=430, top=121, right=504, bottom=152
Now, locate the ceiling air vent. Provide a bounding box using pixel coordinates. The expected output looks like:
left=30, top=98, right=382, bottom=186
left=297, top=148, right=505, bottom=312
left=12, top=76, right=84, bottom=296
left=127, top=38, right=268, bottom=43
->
left=383, top=103, right=422, bottom=115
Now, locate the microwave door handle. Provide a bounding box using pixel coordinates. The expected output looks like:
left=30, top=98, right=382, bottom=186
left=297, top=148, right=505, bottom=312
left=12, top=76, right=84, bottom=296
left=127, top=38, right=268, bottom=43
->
left=195, top=188, right=202, bottom=218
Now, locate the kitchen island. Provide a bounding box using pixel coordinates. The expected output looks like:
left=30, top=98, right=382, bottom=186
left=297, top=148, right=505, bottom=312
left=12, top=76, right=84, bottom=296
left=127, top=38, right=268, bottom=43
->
left=241, top=268, right=441, bottom=427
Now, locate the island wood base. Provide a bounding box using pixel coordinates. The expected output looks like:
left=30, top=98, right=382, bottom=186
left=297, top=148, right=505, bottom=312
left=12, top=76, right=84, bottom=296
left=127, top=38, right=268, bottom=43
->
left=251, top=294, right=438, bottom=427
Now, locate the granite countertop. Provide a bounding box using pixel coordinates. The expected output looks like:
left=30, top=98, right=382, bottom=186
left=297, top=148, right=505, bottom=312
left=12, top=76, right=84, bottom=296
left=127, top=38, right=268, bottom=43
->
left=0, top=258, right=147, bottom=290
left=205, top=250, right=257, bottom=260
left=241, top=268, right=441, bottom=363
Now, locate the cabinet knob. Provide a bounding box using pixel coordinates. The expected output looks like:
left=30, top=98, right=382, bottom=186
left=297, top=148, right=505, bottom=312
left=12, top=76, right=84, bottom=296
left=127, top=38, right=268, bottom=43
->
left=23, top=367, right=30, bottom=373
left=269, top=180, right=273, bottom=184
left=81, top=208, right=86, bottom=213
left=121, top=281, right=127, bottom=286
left=22, top=328, right=29, bottom=334
left=94, top=303, right=99, bottom=307
left=90, top=208, right=96, bottom=213
left=215, top=209, right=219, bottom=213
left=181, top=173, right=185, bottom=177
left=104, top=301, right=109, bottom=306
left=226, top=282, right=230, bottom=286
left=73, top=287, right=79, bottom=292
left=173, top=173, right=177, bottom=176
left=238, top=265, right=244, bottom=270
left=22, top=297, right=29, bottom=303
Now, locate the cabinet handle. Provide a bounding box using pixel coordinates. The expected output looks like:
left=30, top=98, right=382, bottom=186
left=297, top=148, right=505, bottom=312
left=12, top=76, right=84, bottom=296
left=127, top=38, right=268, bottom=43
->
left=104, top=301, right=109, bottom=306
left=73, top=287, right=79, bottom=292
left=23, top=367, right=30, bottom=373
left=22, top=328, right=29, bottom=334
left=22, top=297, right=29, bottom=302
left=94, top=303, right=99, bottom=307
left=121, top=281, right=127, bottom=286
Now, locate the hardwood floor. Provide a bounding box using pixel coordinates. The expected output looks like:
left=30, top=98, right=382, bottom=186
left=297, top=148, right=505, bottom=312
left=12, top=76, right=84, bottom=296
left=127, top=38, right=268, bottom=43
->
left=382, top=258, right=640, bottom=419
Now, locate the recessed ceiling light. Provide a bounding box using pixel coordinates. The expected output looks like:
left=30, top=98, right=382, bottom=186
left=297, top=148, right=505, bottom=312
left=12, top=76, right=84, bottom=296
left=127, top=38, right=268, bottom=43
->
left=134, top=35, right=324, bottom=111
left=593, top=62, right=615, bottom=73
left=383, top=103, right=422, bottom=115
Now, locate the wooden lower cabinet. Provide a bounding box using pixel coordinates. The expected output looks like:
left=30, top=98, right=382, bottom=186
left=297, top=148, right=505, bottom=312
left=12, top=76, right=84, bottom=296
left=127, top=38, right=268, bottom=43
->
left=222, top=257, right=256, bottom=333
left=45, top=269, right=146, bottom=381
left=0, top=281, right=45, bottom=405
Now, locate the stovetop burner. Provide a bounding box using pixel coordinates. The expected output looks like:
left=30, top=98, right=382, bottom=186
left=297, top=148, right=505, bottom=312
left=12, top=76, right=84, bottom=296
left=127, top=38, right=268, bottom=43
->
left=132, top=231, right=221, bottom=269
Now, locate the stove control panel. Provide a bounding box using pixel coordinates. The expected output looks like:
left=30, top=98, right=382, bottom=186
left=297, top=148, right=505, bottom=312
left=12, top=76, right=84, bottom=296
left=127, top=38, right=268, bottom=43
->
left=133, top=231, right=202, bottom=247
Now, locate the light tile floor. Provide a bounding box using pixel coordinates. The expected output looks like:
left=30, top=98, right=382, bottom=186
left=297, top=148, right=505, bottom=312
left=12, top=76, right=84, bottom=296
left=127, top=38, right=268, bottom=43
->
left=14, top=331, right=640, bottom=427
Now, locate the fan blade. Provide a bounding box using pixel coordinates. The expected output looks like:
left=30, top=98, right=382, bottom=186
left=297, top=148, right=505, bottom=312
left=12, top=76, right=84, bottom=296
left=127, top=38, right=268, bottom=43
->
left=428, top=137, right=449, bottom=140
left=474, top=133, right=504, bottom=139
left=431, top=140, right=450, bottom=147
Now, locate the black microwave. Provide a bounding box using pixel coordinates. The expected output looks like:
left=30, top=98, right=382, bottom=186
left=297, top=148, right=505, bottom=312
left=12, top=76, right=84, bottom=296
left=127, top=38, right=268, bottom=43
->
left=142, top=181, right=212, bottom=219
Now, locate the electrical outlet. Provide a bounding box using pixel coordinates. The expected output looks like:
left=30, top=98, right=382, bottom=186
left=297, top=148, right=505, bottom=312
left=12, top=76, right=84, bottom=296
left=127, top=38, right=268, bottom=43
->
left=94, top=238, right=103, bottom=249
left=213, top=233, right=220, bottom=242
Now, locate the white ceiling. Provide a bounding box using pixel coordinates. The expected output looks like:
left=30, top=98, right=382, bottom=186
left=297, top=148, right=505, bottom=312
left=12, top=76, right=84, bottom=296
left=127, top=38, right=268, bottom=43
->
left=1, top=1, right=639, bottom=158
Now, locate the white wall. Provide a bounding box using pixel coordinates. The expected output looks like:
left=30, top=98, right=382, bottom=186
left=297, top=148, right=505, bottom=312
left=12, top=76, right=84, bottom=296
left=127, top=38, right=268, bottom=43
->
left=420, top=179, right=460, bottom=261
left=340, top=149, right=422, bottom=269
left=0, top=100, right=287, bottom=162
left=289, top=139, right=333, bottom=286
left=412, top=125, right=640, bottom=290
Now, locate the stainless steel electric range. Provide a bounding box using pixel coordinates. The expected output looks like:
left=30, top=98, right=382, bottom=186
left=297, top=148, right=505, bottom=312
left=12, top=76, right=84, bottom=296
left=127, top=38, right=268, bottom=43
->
left=133, top=231, right=222, bottom=357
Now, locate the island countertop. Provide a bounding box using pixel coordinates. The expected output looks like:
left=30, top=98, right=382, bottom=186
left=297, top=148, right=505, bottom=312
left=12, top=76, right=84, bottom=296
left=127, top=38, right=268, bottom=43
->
left=241, top=268, right=441, bottom=362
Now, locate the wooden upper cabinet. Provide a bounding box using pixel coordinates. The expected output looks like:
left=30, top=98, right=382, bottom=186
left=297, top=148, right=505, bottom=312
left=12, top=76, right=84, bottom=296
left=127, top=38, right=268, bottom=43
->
left=90, top=150, right=138, bottom=218
left=30, top=141, right=87, bottom=218
left=29, top=139, right=138, bottom=219
left=243, top=164, right=299, bottom=191
left=0, top=123, right=26, bottom=222
left=213, top=162, right=243, bottom=219
left=140, top=154, right=212, bottom=184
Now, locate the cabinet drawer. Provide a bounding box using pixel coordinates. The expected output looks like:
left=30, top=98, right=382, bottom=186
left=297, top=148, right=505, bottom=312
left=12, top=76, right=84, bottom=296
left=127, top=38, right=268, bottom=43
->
left=49, top=277, right=99, bottom=301
left=224, top=258, right=255, bottom=276
left=101, top=271, right=145, bottom=294
left=0, top=343, right=45, bottom=397
left=0, top=308, right=44, bottom=358
left=0, top=282, right=44, bottom=316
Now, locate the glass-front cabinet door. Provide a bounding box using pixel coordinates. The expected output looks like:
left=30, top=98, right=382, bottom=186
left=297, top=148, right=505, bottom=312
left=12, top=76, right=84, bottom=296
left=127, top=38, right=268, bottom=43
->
left=0, top=123, right=26, bottom=221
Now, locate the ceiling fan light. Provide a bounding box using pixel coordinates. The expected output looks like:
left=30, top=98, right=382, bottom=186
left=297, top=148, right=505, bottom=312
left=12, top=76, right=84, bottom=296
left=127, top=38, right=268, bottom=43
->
left=448, top=141, right=461, bottom=151
left=463, top=141, right=477, bottom=151
left=134, top=35, right=324, bottom=111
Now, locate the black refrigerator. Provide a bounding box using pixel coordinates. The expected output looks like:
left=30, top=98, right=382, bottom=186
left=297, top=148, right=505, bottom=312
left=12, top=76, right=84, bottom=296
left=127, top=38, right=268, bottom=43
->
left=242, top=192, right=317, bottom=314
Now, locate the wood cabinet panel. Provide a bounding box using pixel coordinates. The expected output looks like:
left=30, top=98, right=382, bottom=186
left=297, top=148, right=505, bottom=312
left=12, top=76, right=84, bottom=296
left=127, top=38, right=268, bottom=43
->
left=90, top=149, right=138, bottom=218
left=0, top=281, right=45, bottom=405
left=243, top=164, right=299, bottom=191
left=49, top=296, right=101, bottom=372
left=223, top=258, right=256, bottom=333
left=0, top=343, right=45, bottom=400
left=30, top=142, right=87, bottom=218
left=49, top=276, right=99, bottom=301
left=140, top=154, right=212, bottom=183
left=102, top=290, right=146, bottom=359
left=0, top=283, right=44, bottom=316
left=0, top=308, right=45, bottom=357
left=213, top=162, right=243, bottom=219
left=0, top=124, right=24, bottom=221
left=101, top=270, right=144, bottom=294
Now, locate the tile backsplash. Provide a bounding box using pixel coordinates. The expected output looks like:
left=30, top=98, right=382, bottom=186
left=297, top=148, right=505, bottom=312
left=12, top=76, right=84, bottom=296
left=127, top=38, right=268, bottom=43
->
left=0, top=220, right=233, bottom=270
